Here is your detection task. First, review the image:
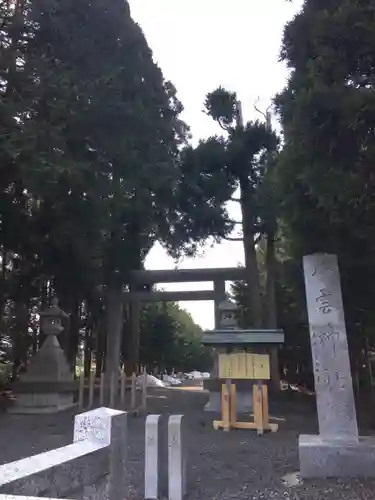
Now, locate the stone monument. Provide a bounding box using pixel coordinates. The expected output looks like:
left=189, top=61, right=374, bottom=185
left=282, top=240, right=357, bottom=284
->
left=299, top=253, right=375, bottom=478
left=10, top=297, right=76, bottom=414
left=202, top=297, right=284, bottom=412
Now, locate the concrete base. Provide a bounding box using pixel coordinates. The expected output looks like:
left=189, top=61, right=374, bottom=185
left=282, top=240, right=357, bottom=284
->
left=9, top=392, right=75, bottom=414
left=204, top=390, right=253, bottom=413
left=299, top=434, right=375, bottom=478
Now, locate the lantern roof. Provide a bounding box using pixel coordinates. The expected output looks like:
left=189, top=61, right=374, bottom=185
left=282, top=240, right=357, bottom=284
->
left=40, top=297, right=69, bottom=318
left=217, top=298, right=238, bottom=311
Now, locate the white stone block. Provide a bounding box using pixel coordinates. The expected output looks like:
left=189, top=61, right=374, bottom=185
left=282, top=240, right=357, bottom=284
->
left=74, top=407, right=124, bottom=446
left=75, top=407, right=128, bottom=500
left=0, top=407, right=128, bottom=500
left=144, top=414, right=161, bottom=500
left=168, top=415, right=187, bottom=500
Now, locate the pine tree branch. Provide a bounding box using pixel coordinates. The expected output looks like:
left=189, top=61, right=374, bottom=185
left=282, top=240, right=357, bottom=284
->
left=218, top=119, right=230, bottom=131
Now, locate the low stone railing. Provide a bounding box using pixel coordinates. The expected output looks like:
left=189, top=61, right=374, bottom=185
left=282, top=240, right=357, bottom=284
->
left=0, top=408, right=188, bottom=500
left=0, top=407, right=127, bottom=500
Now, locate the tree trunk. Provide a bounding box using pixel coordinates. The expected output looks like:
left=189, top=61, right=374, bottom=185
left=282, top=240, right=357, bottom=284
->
left=66, top=298, right=80, bottom=372
left=125, top=226, right=143, bottom=374
left=235, top=101, right=263, bottom=328
left=11, top=298, right=29, bottom=380
left=265, top=231, right=281, bottom=390
left=84, top=327, right=91, bottom=377
left=31, top=326, right=38, bottom=354
left=240, top=180, right=263, bottom=328
left=126, top=285, right=140, bottom=374
left=95, top=325, right=105, bottom=377
left=105, top=281, right=123, bottom=378
left=265, top=232, right=277, bottom=328
left=0, top=249, right=8, bottom=323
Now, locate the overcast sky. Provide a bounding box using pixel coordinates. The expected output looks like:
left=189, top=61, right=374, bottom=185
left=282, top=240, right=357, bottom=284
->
left=128, top=0, right=302, bottom=330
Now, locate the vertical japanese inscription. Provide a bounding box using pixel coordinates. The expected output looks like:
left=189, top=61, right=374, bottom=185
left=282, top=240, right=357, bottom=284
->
left=316, top=288, right=334, bottom=314
left=303, top=254, right=358, bottom=440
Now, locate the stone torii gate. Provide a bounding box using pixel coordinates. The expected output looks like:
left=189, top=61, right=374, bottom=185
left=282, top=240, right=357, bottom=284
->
left=106, top=267, right=246, bottom=374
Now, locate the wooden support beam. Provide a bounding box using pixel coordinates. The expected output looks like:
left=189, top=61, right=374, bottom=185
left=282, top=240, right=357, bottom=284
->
left=130, top=267, right=246, bottom=284
left=213, top=382, right=279, bottom=434
left=126, top=290, right=215, bottom=302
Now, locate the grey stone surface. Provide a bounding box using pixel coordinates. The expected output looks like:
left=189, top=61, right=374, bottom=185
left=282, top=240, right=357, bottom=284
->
left=303, top=254, right=358, bottom=440
left=0, top=407, right=127, bottom=500
left=0, top=440, right=107, bottom=497
left=216, top=297, right=240, bottom=329
left=8, top=392, right=74, bottom=414
left=300, top=253, right=375, bottom=479
left=144, top=415, right=161, bottom=500
left=12, top=381, right=78, bottom=393
left=74, top=407, right=128, bottom=500
left=0, top=496, right=69, bottom=500
left=299, top=434, right=375, bottom=478
left=74, top=407, right=121, bottom=446
left=168, top=415, right=186, bottom=500
left=11, top=300, right=75, bottom=414
left=106, top=409, right=128, bottom=500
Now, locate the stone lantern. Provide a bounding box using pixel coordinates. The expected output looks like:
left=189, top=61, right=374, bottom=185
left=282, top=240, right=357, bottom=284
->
left=217, top=299, right=239, bottom=330
left=10, top=298, right=76, bottom=414
left=40, top=296, right=67, bottom=336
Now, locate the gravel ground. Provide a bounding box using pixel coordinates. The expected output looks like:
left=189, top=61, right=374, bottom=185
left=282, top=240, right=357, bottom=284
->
left=1, top=387, right=375, bottom=500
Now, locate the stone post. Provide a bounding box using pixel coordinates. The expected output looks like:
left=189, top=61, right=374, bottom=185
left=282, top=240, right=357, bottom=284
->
left=299, top=253, right=375, bottom=478
left=168, top=415, right=187, bottom=500
left=74, top=407, right=128, bottom=500
left=303, top=254, right=357, bottom=439
left=144, top=415, right=161, bottom=500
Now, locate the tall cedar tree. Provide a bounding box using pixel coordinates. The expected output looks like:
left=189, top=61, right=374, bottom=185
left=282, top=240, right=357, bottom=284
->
left=4, top=0, right=235, bottom=371
left=275, top=0, right=375, bottom=366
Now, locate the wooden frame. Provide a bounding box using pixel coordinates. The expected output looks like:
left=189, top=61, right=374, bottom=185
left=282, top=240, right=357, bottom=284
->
left=213, top=381, right=279, bottom=435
